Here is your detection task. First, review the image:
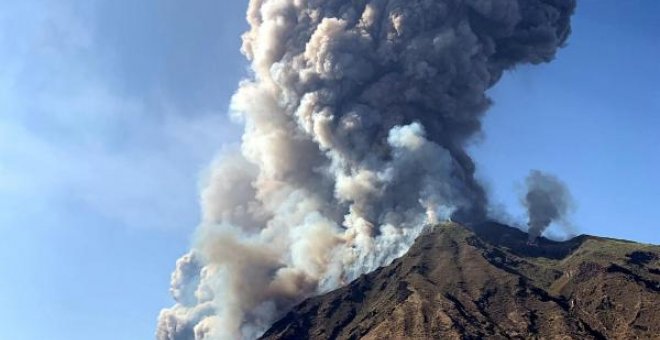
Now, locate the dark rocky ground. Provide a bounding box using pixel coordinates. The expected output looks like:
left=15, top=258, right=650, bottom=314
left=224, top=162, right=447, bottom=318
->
left=261, top=222, right=660, bottom=339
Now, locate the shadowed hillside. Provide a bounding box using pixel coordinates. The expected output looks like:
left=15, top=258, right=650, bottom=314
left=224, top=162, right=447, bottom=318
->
left=261, top=223, right=660, bottom=339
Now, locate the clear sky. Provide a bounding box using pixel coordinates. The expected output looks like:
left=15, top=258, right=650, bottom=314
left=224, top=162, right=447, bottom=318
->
left=0, top=1, right=657, bottom=339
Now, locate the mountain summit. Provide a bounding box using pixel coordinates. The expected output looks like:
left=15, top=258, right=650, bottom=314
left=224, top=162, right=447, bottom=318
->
left=261, top=223, right=660, bottom=339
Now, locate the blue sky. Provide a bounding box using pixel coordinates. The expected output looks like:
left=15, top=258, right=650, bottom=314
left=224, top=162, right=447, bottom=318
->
left=0, top=1, right=658, bottom=339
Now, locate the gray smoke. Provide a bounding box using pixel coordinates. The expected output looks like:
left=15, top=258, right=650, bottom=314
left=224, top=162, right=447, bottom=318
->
left=523, top=170, right=574, bottom=242
left=157, top=0, right=576, bottom=339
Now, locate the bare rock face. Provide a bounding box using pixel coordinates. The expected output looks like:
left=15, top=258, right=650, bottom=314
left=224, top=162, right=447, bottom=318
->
left=261, top=222, right=660, bottom=339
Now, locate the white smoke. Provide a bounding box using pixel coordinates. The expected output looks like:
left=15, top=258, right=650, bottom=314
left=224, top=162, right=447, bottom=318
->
left=157, top=0, right=576, bottom=339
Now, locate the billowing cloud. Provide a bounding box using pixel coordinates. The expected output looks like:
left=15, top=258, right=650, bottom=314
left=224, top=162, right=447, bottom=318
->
left=523, top=170, right=574, bottom=242
left=157, top=0, right=576, bottom=338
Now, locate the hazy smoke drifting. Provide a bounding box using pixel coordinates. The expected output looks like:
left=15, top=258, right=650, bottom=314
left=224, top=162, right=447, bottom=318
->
left=523, top=170, right=574, bottom=241
left=157, top=0, right=575, bottom=338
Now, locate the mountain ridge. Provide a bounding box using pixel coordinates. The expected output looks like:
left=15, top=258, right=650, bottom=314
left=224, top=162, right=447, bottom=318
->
left=261, top=222, right=660, bottom=339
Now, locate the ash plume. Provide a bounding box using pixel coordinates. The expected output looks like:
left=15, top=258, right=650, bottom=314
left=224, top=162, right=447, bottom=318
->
left=523, top=170, right=574, bottom=242
left=157, top=0, right=576, bottom=339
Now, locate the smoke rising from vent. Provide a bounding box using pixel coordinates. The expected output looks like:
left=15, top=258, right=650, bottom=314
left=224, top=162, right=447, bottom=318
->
left=156, top=0, right=576, bottom=339
left=523, top=170, right=574, bottom=242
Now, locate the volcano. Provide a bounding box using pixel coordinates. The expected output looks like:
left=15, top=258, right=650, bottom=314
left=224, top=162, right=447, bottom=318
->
left=261, top=222, right=660, bottom=339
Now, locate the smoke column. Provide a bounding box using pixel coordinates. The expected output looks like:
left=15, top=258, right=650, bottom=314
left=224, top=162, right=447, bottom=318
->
left=157, top=1, right=576, bottom=339
left=523, top=170, right=574, bottom=242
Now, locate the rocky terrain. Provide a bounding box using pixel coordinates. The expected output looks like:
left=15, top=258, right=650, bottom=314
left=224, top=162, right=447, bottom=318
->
left=261, top=222, right=660, bottom=339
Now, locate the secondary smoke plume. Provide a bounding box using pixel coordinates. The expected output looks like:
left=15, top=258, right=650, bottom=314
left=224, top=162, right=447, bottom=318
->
left=157, top=0, right=575, bottom=339
left=523, top=170, right=574, bottom=242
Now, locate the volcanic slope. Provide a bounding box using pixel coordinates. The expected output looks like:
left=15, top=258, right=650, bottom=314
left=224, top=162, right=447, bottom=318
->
left=261, top=222, right=660, bottom=339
